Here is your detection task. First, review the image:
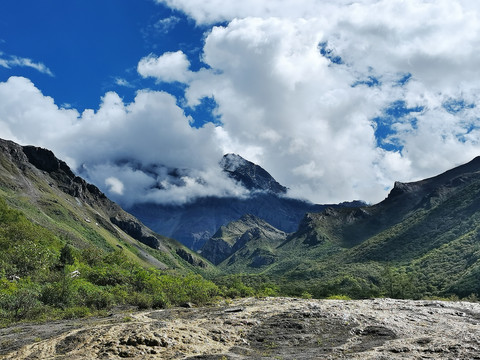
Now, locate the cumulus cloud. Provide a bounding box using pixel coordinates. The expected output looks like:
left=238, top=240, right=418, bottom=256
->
left=138, top=51, right=192, bottom=83
left=166, top=0, right=480, bottom=204
left=154, top=0, right=357, bottom=25
left=2, top=0, right=480, bottom=206
left=0, top=76, right=247, bottom=206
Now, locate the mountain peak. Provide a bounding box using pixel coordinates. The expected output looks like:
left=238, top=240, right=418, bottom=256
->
left=220, top=153, right=248, bottom=172
left=220, top=153, right=287, bottom=195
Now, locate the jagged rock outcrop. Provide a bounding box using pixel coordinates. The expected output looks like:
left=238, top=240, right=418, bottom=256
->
left=175, top=249, right=207, bottom=268
left=220, top=153, right=287, bottom=194
left=110, top=214, right=161, bottom=249
left=22, top=145, right=106, bottom=202
left=0, top=138, right=208, bottom=270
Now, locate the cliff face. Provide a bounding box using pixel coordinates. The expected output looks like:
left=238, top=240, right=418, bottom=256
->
left=220, top=153, right=287, bottom=194
left=0, top=139, right=209, bottom=271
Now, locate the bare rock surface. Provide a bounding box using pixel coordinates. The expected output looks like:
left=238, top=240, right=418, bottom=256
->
left=1, top=297, right=480, bottom=359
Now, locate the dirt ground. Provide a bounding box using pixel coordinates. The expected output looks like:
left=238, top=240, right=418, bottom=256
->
left=1, top=297, right=480, bottom=359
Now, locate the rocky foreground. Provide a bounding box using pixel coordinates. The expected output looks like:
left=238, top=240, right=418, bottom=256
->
left=1, top=297, right=480, bottom=359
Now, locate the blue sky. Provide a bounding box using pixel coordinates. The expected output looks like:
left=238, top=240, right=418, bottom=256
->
left=1, top=0, right=480, bottom=206
left=0, top=1, right=208, bottom=118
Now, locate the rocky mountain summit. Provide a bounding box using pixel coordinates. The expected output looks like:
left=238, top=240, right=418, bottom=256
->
left=2, top=297, right=479, bottom=359
left=128, top=154, right=362, bottom=250
left=220, top=153, right=287, bottom=194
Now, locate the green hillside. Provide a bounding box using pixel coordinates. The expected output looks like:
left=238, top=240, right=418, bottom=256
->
left=215, top=158, right=480, bottom=300
left=1, top=136, right=479, bottom=325
left=0, top=139, right=219, bottom=324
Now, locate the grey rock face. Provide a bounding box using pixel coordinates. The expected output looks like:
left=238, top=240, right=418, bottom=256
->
left=220, top=153, right=287, bottom=194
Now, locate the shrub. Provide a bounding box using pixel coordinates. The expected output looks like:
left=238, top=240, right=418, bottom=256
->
left=129, top=292, right=153, bottom=309
left=301, top=291, right=313, bottom=299
left=326, top=295, right=352, bottom=300
left=76, top=282, right=114, bottom=310
left=62, top=306, right=91, bottom=319
left=0, top=278, right=42, bottom=320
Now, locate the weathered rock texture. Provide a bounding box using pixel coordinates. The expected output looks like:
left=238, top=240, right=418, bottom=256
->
left=1, top=297, right=479, bottom=359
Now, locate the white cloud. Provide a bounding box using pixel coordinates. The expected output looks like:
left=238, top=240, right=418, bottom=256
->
left=154, top=15, right=181, bottom=34
left=105, top=177, right=124, bottom=195
left=166, top=0, right=480, bottom=203
left=114, top=77, right=133, bottom=87
left=0, top=77, right=78, bottom=148
left=0, top=53, right=53, bottom=76
left=0, top=76, right=248, bottom=206
left=137, top=51, right=192, bottom=83
left=155, top=0, right=356, bottom=25
left=2, top=1, right=480, bottom=206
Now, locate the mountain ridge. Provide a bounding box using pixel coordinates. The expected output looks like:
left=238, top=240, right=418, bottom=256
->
left=201, top=214, right=287, bottom=265
left=0, top=138, right=209, bottom=271
left=209, top=155, right=480, bottom=299
left=127, top=153, right=364, bottom=250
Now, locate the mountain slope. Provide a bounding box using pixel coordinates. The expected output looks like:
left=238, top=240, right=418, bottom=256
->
left=215, top=157, right=480, bottom=298
left=221, top=153, right=287, bottom=194
left=201, top=214, right=287, bottom=265
left=0, top=139, right=209, bottom=272
left=127, top=153, right=363, bottom=250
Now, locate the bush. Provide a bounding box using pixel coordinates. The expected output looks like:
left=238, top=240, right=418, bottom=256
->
left=258, top=285, right=280, bottom=297
left=62, top=306, right=91, bottom=319
left=76, top=282, right=114, bottom=310
left=129, top=292, right=153, bottom=309
left=217, top=275, right=255, bottom=298
left=40, top=272, right=78, bottom=309
left=0, top=278, right=42, bottom=320
left=84, top=265, right=128, bottom=287
left=326, top=294, right=352, bottom=300
left=301, top=291, right=313, bottom=299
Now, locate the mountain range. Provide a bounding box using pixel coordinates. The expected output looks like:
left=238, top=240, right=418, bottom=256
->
left=206, top=156, right=480, bottom=298
left=0, top=137, right=479, bottom=300
left=126, top=153, right=363, bottom=250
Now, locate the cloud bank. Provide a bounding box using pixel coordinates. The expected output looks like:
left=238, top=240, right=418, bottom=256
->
left=1, top=0, right=480, bottom=206
left=0, top=76, right=246, bottom=206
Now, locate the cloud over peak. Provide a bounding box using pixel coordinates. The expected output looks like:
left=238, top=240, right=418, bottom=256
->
left=1, top=1, right=480, bottom=207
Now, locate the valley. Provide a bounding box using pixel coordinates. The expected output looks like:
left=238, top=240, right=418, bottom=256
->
left=0, top=138, right=480, bottom=358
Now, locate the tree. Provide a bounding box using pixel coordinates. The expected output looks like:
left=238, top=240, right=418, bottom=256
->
left=59, top=244, right=75, bottom=267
